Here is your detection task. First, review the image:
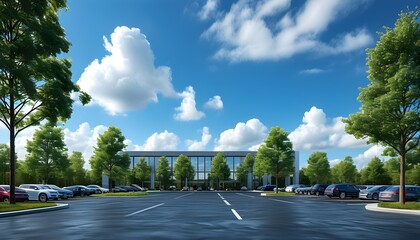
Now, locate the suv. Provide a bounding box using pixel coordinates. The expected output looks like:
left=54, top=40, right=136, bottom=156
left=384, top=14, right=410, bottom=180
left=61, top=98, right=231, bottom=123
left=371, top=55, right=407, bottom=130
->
left=310, top=184, right=329, bottom=196
left=260, top=185, right=276, bottom=191
left=324, top=184, right=360, bottom=199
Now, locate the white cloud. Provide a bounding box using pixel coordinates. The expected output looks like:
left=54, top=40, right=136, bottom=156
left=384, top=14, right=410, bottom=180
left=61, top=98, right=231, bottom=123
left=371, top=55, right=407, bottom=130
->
left=174, top=86, right=205, bottom=121
left=140, top=130, right=179, bottom=151
left=204, top=96, right=223, bottom=110
left=214, top=118, right=268, bottom=151
left=186, top=127, right=212, bottom=151
left=299, top=68, right=325, bottom=75
left=353, top=145, right=387, bottom=170
left=64, top=123, right=108, bottom=169
left=14, top=127, right=38, bottom=161
left=198, top=0, right=219, bottom=20
left=77, top=26, right=176, bottom=115
left=202, top=0, right=373, bottom=61
left=289, top=106, right=367, bottom=151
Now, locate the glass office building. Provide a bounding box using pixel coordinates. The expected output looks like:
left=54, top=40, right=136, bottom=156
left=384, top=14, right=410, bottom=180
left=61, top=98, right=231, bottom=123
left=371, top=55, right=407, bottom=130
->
left=124, top=151, right=299, bottom=190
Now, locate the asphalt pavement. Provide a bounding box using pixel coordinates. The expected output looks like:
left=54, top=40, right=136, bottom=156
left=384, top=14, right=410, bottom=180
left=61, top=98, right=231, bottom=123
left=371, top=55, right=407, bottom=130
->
left=1, top=192, right=420, bottom=239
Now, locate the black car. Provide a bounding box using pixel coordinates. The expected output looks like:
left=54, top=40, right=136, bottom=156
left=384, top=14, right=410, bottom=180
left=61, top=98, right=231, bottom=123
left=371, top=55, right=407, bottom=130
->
left=119, top=186, right=138, bottom=192
left=324, top=184, right=360, bottom=199
left=310, top=184, right=329, bottom=196
left=260, top=185, right=276, bottom=191
left=64, top=185, right=94, bottom=197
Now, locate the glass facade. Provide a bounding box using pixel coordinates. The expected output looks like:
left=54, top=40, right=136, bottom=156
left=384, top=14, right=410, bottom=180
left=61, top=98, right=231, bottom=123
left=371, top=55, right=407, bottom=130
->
left=126, top=151, right=258, bottom=189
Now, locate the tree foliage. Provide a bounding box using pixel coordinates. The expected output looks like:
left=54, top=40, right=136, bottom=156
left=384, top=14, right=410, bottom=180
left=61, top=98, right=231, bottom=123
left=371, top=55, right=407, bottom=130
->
left=90, top=126, right=130, bottom=191
left=0, top=144, right=10, bottom=184
left=156, top=156, right=172, bottom=190
left=360, top=157, right=391, bottom=185
left=209, top=152, right=230, bottom=190
left=174, top=154, right=195, bottom=187
left=0, top=0, right=90, bottom=203
left=255, top=127, right=294, bottom=191
left=68, top=151, right=86, bottom=185
left=343, top=10, right=420, bottom=204
left=330, top=156, right=358, bottom=184
left=135, top=157, right=151, bottom=188
left=25, top=124, right=68, bottom=184
left=305, top=152, right=331, bottom=184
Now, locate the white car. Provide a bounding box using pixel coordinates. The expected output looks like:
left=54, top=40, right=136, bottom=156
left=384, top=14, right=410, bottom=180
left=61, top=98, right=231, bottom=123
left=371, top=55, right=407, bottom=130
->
left=19, top=184, right=60, bottom=202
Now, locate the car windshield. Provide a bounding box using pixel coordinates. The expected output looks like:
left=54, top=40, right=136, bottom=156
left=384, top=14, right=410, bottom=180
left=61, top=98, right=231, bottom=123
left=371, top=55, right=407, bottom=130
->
left=2, top=186, right=10, bottom=191
left=39, top=186, right=50, bottom=189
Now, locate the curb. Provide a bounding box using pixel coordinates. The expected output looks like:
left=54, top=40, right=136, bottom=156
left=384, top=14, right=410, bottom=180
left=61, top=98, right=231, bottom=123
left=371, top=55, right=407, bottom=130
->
left=365, top=203, right=420, bottom=216
left=0, top=203, right=69, bottom=218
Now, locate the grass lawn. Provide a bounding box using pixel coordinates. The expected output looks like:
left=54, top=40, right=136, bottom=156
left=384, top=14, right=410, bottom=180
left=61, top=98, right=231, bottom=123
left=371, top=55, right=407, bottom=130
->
left=263, top=192, right=296, bottom=196
left=92, top=192, right=148, bottom=197
left=378, top=201, right=420, bottom=210
left=0, top=202, right=56, bottom=213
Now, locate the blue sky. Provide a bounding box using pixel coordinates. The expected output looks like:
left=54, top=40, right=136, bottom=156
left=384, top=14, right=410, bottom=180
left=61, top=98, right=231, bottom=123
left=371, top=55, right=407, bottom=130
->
left=1, top=0, right=418, bottom=170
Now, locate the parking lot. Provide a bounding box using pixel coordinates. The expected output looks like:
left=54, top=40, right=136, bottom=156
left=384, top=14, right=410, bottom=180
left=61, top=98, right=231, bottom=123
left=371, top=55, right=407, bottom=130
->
left=1, top=192, right=420, bottom=239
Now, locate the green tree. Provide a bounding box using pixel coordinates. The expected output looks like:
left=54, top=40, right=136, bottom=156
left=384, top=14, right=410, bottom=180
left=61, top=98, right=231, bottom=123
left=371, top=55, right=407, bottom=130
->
left=330, top=156, right=359, bottom=183
left=299, top=168, right=310, bottom=185
left=384, top=158, right=400, bottom=184
left=360, top=157, right=391, bottom=185
left=156, top=156, right=172, bottom=190
left=209, top=152, right=230, bottom=190
left=90, top=126, right=130, bottom=191
left=0, top=0, right=90, bottom=204
left=0, top=144, right=10, bottom=184
left=174, top=154, right=195, bottom=188
left=305, top=152, right=331, bottom=184
left=68, top=151, right=86, bottom=185
left=236, top=153, right=255, bottom=188
left=406, top=166, right=420, bottom=185
left=25, top=124, right=68, bottom=184
left=135, top=157, right=151, bottom=188
left=255, top=127, right=294, bottom=193
left=343, top=10, right=420, bottom=204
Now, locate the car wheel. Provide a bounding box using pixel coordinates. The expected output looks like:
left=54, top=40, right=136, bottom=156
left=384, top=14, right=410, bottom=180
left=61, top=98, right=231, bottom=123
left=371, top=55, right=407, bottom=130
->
left=316, top=191, right=320, bottom=196
left=372, top=193, right=379, bottom=200
left=80, top=192, right=85, bottom=197
left=3, top=197, right=9, bottom=203
left=339, top=192, right=346, bottom=199
left=327, top=195, right=332, bottom=198
left=39, top=193, right=48, bottom=202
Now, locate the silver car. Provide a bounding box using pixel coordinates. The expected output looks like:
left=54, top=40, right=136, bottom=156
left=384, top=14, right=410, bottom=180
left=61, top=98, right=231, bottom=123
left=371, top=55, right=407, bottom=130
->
left=379, top=185, right=420, bottom=202
left=359, top=185, right=389, bottom=200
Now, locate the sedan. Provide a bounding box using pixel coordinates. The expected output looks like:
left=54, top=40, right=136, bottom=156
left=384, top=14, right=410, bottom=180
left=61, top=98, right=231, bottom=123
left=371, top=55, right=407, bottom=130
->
left=64, top=185, right=94, bottom=197
left=324, top=184, right=360, bottom=199
left=44, top=184, right=74, bottom=199
left=19, top=184, right=60, bottom=202
left=379, top=185, right=420, bottom=202
left=0, top=185, right=29, bottom=202
left=359, top=185, right=389, bottom=200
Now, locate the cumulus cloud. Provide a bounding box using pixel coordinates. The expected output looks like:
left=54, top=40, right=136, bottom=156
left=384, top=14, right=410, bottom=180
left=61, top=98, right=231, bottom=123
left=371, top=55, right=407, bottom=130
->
left=214, top=118, right=268, bottom=151
left=204, top=96, right=223, bottom=110
left=186, top=127, right=212, bottom=151
left=353, top=145, right=387, bottom=170
left=77, top=26, right=176, bottom=115
left=14, top=127, right=38, bottom=161
left=198, top=0, right=219, bottom=20
left=64, top=123, right=108, bottom=168
left=288, top=106, right=367, bottom=151
left=140, top=130, right=179, bottom=151
left=174, top=86, right=205, bottom=121
left=202, top=0, right=373, bottom=61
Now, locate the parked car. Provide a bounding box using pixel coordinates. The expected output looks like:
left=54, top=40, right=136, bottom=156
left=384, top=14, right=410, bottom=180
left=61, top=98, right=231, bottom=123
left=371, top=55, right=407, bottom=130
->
left=379, top=185, right=420, bottom=202
left=240, top=186, right=248, bottom=191
left=359, top=185, right=389, bottom=200
left=64, top=185, right=94, bottom=197
left=43, top=184, right=74, bottom=199
left=19, top=184, right=59, bottom=202
left=87, top=185, right=109, bottom=193
left=119, top=186, right=138, bottom=192
left=0, top=185, right=29, bottom=202
left=309, top=184, right=329, bottom=196
left=168, top=185, right=177, bottom=191
left=285, top=184, right=306, bottom=193
left=131, top=184, right=147, bottom=191
left=260, top=185, right=276, bottom=191
left=324, top=184, right=360, bottom=199
left=273, top=187, right=285, bottom=192
left=112, top=186, right=128, bottom=192
left=295, top=185, right=312, bottom=194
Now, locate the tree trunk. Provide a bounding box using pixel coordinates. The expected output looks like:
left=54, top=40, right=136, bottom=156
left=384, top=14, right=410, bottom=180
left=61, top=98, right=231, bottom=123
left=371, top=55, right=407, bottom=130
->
left=9, top=81, right=16, bottom=204
left=399, top=152, right=406, bottom=204
left=109, top=167, right=113, bottom=192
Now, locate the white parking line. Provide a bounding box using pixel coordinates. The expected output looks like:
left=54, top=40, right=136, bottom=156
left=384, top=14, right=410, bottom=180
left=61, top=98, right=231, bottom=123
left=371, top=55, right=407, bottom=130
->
left=224, top=200, right=231, bottom=206
left=217, top=193, right=225, bottom=200
left=125, top=203, right=165, bottom=217
left=268, top=198, right=294, bottom=204
left=231, top=209, right=242, bottom=220
left=174, top=193, right=193, bottom=199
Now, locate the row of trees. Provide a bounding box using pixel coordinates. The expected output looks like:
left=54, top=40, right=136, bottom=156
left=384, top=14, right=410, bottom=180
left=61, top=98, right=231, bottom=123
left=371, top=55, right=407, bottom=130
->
left=300, top=151, right=420, bottom=186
